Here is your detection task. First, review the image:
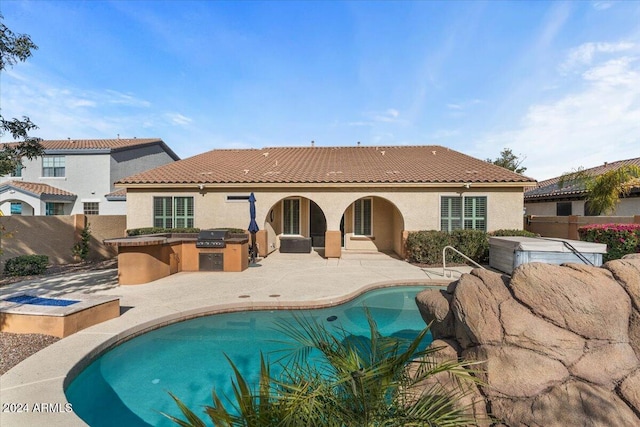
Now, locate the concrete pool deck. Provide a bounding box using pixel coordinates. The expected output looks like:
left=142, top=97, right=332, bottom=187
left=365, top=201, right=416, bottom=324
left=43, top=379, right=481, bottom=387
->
left=0, top=251, right=474, bottom=426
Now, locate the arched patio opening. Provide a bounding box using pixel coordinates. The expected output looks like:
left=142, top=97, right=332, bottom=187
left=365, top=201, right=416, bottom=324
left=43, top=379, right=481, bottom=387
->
left=260, top=196, right=328, bottom=254
left=338, top=195, right=406, bottom=257
left=0, top=199, right=36, bottom=216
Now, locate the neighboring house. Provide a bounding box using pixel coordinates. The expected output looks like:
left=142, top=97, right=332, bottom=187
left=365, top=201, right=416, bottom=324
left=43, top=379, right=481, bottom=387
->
left=524, top=157, right=640, bottom=217
left=0, top=138, right=179, bottom=216
left=117, top=145, right=536, bottom=258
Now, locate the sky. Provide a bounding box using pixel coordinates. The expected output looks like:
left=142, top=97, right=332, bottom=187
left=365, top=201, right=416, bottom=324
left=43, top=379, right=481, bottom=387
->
left=1, top=0, right=639, bottom=181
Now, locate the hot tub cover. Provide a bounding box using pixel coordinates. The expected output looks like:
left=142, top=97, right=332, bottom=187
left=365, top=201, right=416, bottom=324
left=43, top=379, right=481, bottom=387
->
left=489, top=236, right=607, bottom=253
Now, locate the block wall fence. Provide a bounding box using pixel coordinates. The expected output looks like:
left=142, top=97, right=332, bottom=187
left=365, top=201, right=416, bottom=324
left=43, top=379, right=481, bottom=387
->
left=0, top=214, right=127, bottom=266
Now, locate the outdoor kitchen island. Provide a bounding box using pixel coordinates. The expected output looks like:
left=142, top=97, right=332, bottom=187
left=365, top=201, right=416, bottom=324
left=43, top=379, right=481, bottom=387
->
left=105, top=231, right=249, bottom=285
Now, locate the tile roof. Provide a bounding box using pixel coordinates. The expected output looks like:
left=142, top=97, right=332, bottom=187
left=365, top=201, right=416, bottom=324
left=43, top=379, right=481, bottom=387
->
left=105, top=188, right=126, bottom=200
left=525, top=157, right=640, bottom=200
left=117, top=145, right=536, bottom=186
left=1, top=138, right=179, bottom=159
left=0, top=180, right=76, bottom=199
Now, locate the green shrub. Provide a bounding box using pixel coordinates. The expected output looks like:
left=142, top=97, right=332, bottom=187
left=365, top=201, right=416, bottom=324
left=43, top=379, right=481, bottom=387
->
left=451, top=229, right=490, bottom=264
left=72, top=223, right=91, bottom=261
left=126, top=227, right=247, bottom=236
left=212, top=227, right=246, bottom=234
left=578, top=223, right=640, bottom=262
left=405, top=230, right=452, bottom=264
left=489, top=229, right=539, bottom=238
left=126, top=227, right=200, bottom=236
left=4, top=255, right=49, bottom=277
left=406, top=228, right=541, bottom=266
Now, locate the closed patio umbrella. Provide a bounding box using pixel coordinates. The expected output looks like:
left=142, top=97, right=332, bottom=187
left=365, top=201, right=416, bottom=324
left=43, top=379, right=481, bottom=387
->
left=248, top=193, right=259, bottom=263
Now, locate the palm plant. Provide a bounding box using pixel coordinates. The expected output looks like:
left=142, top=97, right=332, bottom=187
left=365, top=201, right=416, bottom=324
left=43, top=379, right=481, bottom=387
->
left=164, top=310, right=482, bottom=427
left=559, top=165, right=640, bottom=215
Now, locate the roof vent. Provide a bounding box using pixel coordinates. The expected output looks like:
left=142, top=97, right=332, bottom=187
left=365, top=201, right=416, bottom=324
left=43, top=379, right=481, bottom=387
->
left=381, top=150, right=385, bottom=156
left=263, top=152, right=269, bottom=157
left=357, top=141, right=361, bottom=146
left=432, top=150, right=437, bottom=155
left=311, top=140, right=315, bottom=147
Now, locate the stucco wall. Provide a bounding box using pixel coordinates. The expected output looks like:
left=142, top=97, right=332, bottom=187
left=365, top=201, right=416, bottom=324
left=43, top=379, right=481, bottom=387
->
left=110, top=144, right=178, bottom=189
left=525, top=197, right=639, bottom=216
left=125, top=186, right=527, bottom=256
left=0, top=214, right=125, bottom=265
left=525, top=214, right=640, bottom=239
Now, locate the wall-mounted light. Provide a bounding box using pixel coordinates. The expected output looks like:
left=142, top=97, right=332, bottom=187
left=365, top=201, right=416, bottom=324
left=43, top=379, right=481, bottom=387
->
left=463, top=183, right=471, bottom=189
left=198, top=184, right=204, bottom=190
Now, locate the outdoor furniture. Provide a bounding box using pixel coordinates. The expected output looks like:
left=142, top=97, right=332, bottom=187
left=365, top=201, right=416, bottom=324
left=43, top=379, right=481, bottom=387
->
left=279, top=236, right=312, bottom=253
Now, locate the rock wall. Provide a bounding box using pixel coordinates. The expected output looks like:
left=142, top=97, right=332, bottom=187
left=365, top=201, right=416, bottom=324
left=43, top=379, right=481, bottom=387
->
left=416, top=255, right=640, bottom=427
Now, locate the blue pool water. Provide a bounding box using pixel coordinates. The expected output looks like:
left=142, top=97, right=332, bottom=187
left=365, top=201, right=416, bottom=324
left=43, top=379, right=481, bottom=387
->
left=4, top=294, right=79, bottom=306
left=65, top=286, right=431, bottom=426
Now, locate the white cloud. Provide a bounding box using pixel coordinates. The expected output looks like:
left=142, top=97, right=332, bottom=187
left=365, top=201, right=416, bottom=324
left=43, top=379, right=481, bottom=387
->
left=345, top=108, right=406, bottom=127
left=0, top=69, right=173, bottom=142
left=561, top=41, right=635, bottom=72
left=592, top=1, right=614, bottom=11
left=478, top=43, right=640, bottom=181
left=367, top=108, right=406, bottom=124
left=165, top=113, right=193, bottom=126
left=104, top=90, right=152, bottom=108
left=429, top=129, right=461, bottom=140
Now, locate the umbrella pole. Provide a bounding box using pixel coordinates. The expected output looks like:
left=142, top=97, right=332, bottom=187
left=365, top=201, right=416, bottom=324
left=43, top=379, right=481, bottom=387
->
left=250, top=232, right=257, bottom=263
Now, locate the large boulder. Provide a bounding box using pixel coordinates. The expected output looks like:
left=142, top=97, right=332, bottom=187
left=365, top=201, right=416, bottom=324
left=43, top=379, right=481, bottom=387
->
left=490, top=380, right=640, bottom=427
left=415, top=261, right=640, bottom=426
left=407, top=339, right=489, bottom=426
left=451, top=269, right=510, bottom=348
left=415, top=288, right=454, bottom=339
left=605, top=257, right=640, bottom=357
left=463, top=344, right=569, bottom=398
left=509, top=263, right=631, bottom=341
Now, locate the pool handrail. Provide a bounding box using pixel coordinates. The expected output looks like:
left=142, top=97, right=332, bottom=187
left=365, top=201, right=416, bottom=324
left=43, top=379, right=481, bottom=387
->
left=442, top=245, right=485, bottom=277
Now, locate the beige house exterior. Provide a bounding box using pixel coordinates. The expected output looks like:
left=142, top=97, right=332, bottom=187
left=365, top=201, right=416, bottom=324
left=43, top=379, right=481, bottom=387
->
left=118, top=145, right=536, bottom=258
left=525, top=157, right=640, bottom=217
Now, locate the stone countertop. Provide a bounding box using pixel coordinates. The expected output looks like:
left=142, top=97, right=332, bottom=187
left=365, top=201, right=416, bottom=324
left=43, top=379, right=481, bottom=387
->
left=104, top=234, right=248, bottom=247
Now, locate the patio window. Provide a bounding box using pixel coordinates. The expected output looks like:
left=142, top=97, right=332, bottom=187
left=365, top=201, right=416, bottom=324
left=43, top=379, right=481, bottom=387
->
left=83, top=202, right=99, bottom=215
left=353, top=198, right=372, bottom=236
left=45, top=202, right=65, bottom=216
left=42, top=156, right=65, bottom=177
left=283, top=198, right=300, bottom=235
left=556, top=202, right=572, bottom=216
left=153, top=196, right=194, bottom=228
left=441, top=196, right=487, bottom=231
left=11, top=163, right=23, bottom=177
left=10, top=202, right=22, bottom=215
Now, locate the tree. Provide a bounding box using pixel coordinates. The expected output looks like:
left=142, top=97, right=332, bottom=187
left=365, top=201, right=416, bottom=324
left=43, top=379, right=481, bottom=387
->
left=165, top=311, right=482, bottom=427
left=559, top=165, right=640, bottom=215
left=486, top=148, right=527, bottom=174
left=0, top=14, right=44, bottom=176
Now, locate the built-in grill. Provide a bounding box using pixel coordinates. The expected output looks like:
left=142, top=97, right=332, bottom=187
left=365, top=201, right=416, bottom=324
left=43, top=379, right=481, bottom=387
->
left=196, top=229, right=229, bottom=248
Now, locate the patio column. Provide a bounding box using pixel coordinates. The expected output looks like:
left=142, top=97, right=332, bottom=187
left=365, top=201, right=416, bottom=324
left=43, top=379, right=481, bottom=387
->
left=256, top=230, right=268, bottom=257
left=324, top=230, right=342, bottom=258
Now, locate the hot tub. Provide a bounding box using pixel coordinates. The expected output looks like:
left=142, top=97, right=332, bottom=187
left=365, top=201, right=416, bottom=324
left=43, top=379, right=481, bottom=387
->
left=0, top=292, right=120, bottom=337
left=489, top=236, right=607, bottom=275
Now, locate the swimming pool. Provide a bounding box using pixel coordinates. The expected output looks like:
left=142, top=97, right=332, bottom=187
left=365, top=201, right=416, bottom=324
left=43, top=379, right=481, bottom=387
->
left=65, top=285, right=432, bottom=426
